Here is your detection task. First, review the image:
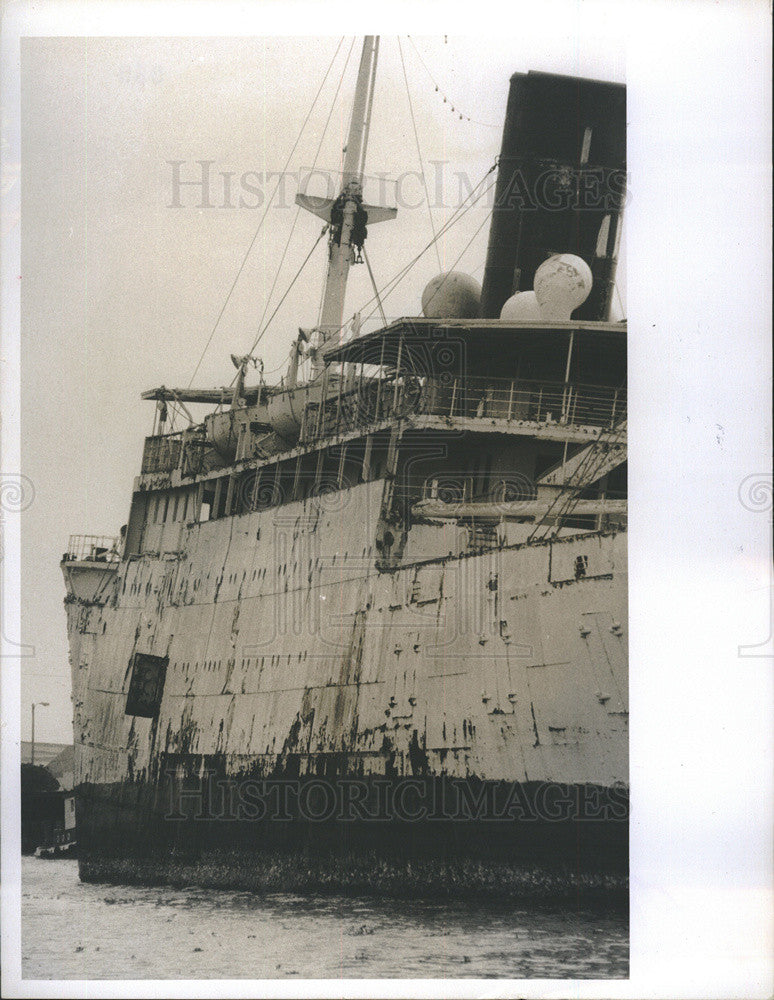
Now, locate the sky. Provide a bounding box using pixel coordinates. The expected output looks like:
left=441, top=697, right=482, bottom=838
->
left=17, top=32, right=626, bottom=743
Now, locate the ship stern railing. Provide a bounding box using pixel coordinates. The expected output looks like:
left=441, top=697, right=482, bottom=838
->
left=62, top=534, right=120, bottom=563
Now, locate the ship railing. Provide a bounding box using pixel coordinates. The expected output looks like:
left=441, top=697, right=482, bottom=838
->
left=63, top=534, right=121, bottom=563
left=300, top=374, right=626, bottom=441
left=432, top=377, right=625, bottom=428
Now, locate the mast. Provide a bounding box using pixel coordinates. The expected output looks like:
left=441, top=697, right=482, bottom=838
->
left=317, top=36, right=377, bottom=350
left=296, top=36, right=396, bottom=362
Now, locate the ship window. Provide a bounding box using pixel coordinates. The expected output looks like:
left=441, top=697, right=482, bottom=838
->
left=125, top=652, right=168, bottom=718
left=199, top=486, right=215, bottom=522
left=216, top=479, right=229, bottom=518
left=575, top=555, right=589, bottom=580
left=172, top=494, right=180, bottom=521
left=153, top=496, right=161, bottom=522
left=162, top=496, right=170, bottom=522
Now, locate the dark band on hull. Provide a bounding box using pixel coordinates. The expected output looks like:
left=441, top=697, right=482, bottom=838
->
left=76, top=771, right=628, bottom=903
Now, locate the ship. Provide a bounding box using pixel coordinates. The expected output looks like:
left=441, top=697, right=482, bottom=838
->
left=61, top=37, right=628, bottom=900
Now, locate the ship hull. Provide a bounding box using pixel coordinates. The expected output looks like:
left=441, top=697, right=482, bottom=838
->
left=63, top=481, right=628, bottom=896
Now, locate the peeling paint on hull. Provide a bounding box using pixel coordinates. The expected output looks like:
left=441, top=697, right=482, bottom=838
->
left=63, top=481, right=628, bottom=890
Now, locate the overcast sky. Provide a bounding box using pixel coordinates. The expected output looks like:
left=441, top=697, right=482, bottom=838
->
left=18, top=33, right=627, bottom=743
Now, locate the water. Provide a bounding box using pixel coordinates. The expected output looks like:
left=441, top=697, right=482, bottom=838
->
left=22, top=857, right=628, bottom=979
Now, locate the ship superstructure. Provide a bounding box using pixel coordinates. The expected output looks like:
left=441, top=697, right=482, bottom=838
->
left=62, top=40, right=628, bottom=893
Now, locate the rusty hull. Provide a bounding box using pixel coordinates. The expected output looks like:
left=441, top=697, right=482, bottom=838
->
left=64, top=476, right=628, bottom=886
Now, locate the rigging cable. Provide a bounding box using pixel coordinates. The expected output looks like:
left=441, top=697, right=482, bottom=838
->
left=361, top=186, right=493, bottom=329
left=323, top=160, right=497, bottom=344
left=613, top=282, right=625, bottom=319
left=398, top=36, right=442, bottom=272
left=406, top=36, right=500, bottom=129
left=526, top=394, right=627, bottom=542
left=251, top=37, right=358, bottom=350
left=418, top=204, right=494, bottom=317
left=186, top=35, right=347, bottom=387
left=245, top=226, right=329, bottom=358
left=362, top=247, right=387, bottom=327
left=358, top=167, right=497, bottom=330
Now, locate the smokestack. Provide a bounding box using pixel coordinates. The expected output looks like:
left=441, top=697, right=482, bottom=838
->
left=480, top=71, right=626, bottom=321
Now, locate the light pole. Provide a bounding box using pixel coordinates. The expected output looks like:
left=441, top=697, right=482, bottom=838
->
left=30, top=702, right=49, bottom=767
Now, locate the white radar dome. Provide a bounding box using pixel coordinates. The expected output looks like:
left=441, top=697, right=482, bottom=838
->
left=421, top=271, right=481, bottom=319
left=499, top=290, right=543, bottom=321
left=533, top=254, right=593, bottom=320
